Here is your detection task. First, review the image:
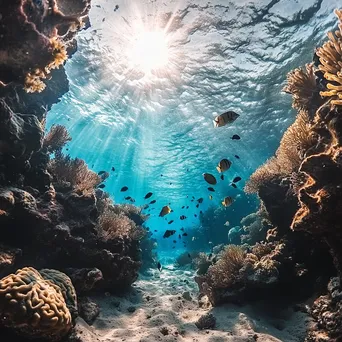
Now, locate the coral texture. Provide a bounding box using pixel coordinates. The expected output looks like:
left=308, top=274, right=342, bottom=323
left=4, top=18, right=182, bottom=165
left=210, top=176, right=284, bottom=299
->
left=0, top=267, right=73, bottom=340
left=316, top=9, right=342, bottom=106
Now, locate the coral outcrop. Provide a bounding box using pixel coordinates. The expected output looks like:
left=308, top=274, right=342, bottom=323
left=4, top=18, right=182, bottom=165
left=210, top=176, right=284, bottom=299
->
left=0, top=1, right=155, bottom=340
left=0, top=267, right=73, bottom=341
left=236, top=8, right=342, bottom=341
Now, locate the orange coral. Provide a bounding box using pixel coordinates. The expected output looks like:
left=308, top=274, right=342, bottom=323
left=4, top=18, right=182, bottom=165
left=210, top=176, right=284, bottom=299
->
left=316, top=9, right=342, bottom=106
left=283, top=63, right=318, bottom=111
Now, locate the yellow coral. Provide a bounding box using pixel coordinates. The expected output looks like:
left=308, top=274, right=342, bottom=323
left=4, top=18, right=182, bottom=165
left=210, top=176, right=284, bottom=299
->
left=24, top=38, right=67, bottom=94
left=0, top=267, right=72, bottom=340
left=24, top=69, right=47, bottom=93
left=283, top=63, right=318, bottom=111
left=316, top=9, right=342, bottom=106
left=47, top=38, right=68, bottom=70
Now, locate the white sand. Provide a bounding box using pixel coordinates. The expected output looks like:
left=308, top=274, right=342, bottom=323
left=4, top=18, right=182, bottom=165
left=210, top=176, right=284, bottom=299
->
left=74, top=266, right=312, bottom=342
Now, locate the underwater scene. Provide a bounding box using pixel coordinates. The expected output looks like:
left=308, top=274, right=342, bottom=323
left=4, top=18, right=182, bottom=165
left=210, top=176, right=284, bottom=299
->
left=2, top=0, right=342, bottom=341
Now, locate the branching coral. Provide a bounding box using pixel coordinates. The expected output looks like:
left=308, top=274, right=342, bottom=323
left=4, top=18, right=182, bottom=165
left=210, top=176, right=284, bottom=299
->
left=0, top=267, right=72, bottom=340
left=43, top=124, right=72, bottom=152
left=97, top=204, right=146, bottom=241
left=316, top=9, right=342, bottom=106
left=245, top=110, right=315, bottom=194
left=283, top=63, right=319, bottom=111
left=206, top=245, right=245, bottom=289
left=48, top=152, right=101, bottom=192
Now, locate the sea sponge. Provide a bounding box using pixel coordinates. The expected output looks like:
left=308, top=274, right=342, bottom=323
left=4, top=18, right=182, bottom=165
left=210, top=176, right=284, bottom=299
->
left=283, top=63, right=319, bottom=111
left=0, top=267, right=72, bottom=340
left=316, top=9, right=342, bottom=106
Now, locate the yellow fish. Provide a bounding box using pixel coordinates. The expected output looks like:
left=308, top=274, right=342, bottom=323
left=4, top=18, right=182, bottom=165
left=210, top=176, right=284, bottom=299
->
left=213, top=111, right=239, bottom=128
left=222, top=196, right=233, bottom=207
left=159, top=205, right=171, bottom=217
left=216, top=159, right=232, bottom=173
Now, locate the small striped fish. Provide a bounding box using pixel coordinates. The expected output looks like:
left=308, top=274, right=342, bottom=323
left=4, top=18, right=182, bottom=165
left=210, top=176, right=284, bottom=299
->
left=216, top=159, right=232, bottom=173
left=222, top=196, right=233, bottom=207
left=213, top=111, right=239, bottom=127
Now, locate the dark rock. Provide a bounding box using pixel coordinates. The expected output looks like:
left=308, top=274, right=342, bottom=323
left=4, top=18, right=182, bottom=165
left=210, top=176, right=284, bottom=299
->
left=127, top=306, right=136, bottom=313
left=78, top=297, right=100, bottom=325
left=195, top=313, right=216, bottom=330
left=65, top=268, right=103, bottom=294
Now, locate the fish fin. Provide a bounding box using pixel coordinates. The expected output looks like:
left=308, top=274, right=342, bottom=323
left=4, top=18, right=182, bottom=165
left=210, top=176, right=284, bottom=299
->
left=221, top=201, right=225, bottom=206
left=216, top=166, right=221, bottom=173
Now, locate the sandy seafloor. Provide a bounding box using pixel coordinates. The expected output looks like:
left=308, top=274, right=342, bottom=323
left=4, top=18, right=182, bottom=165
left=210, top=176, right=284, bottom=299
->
left=74, top=266, right=311, bottom=342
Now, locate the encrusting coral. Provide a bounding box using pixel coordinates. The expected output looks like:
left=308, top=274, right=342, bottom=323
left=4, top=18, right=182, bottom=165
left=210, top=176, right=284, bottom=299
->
left=0, top=267, right=73, bottom=341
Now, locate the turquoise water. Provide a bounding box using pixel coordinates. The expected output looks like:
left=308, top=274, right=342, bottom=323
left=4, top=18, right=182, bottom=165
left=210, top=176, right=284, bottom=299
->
left=47, top=0, right=339, bottom=254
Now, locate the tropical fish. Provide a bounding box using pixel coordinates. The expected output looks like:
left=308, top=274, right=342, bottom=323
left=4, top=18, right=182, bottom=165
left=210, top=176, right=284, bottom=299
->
left=182, top=206, right=185, bottom=209
left=168, top=220, right=174, bottom=225
left=121, top=186, right=128, bottom=192
left=98, top=184, right=105, bottom=189
left=157, top=262, right=162, bottom=272
left=208, top=187, right=215, bottom=192
left=224, top=221, right=230, bottom=226
left=159, top=205, right=171, bottom=217
left=111, top=166, right=115, bottom=171
left=220, top=175, right=224, bottom=180
left=183, top=232, right=188, bottom=236
left=209, top=195, right=213, bottom=200
left=196, top=204, right=199, bottom=208
left=186, top=206, right=189, bottom=209
left=144, top=192, right=153, bottom=199
left=216, top=159, right=232, bottom=173
left=194, top=214, right=197, bottom=217
left=213, top=111, right=239, bottom=128
left=231, top=134, right=241, bottom=140
left=203, top=173, right=217, bottom=185
left=222, top=196, right=233, bottom=207
left=231, top=183, right=237, bottom=189
left=234, top=155, right=240, bottom=159
left=180, top=215, right=187, bottom=220
left=130, top=198, right=136, bottom=203
left=150, top=200, right=156, bottom=204
left=114, top=4, right=119, bottom=11
left=197, top=198, right=203, bottom=203
left=173, top=240, right=177, bottom=243
left=180, top=228, right=185, bottom=232
left=179, top=234, right=181, bottom=239
left=163, top=230, right=176, bottom=238
left=192, top=237, right=196, bottom=241
left=233, top=176, right=242, bottom=183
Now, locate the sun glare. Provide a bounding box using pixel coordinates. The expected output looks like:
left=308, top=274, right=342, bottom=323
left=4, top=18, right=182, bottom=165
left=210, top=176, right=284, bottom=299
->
left=129, top=31, right=169, bottom=73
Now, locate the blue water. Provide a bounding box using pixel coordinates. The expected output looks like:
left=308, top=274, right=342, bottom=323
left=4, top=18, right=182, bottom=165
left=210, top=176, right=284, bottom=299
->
left=47, top=0, right=340, bottom=254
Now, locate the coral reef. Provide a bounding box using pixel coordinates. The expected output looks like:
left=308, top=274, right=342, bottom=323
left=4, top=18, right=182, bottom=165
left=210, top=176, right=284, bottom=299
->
left=241, top=8, right=342, bottom=341
left=0, top=267, right=73, bottom=341
left=0, top=2, right=155, bottom=340
left=0, top=0, right=90, bottom=90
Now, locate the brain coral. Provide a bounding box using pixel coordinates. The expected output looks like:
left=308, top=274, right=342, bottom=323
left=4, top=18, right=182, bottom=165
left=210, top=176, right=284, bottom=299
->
left=40, top=268, right=78, bottom=318
left=0, top=267, right=72, bottom=340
